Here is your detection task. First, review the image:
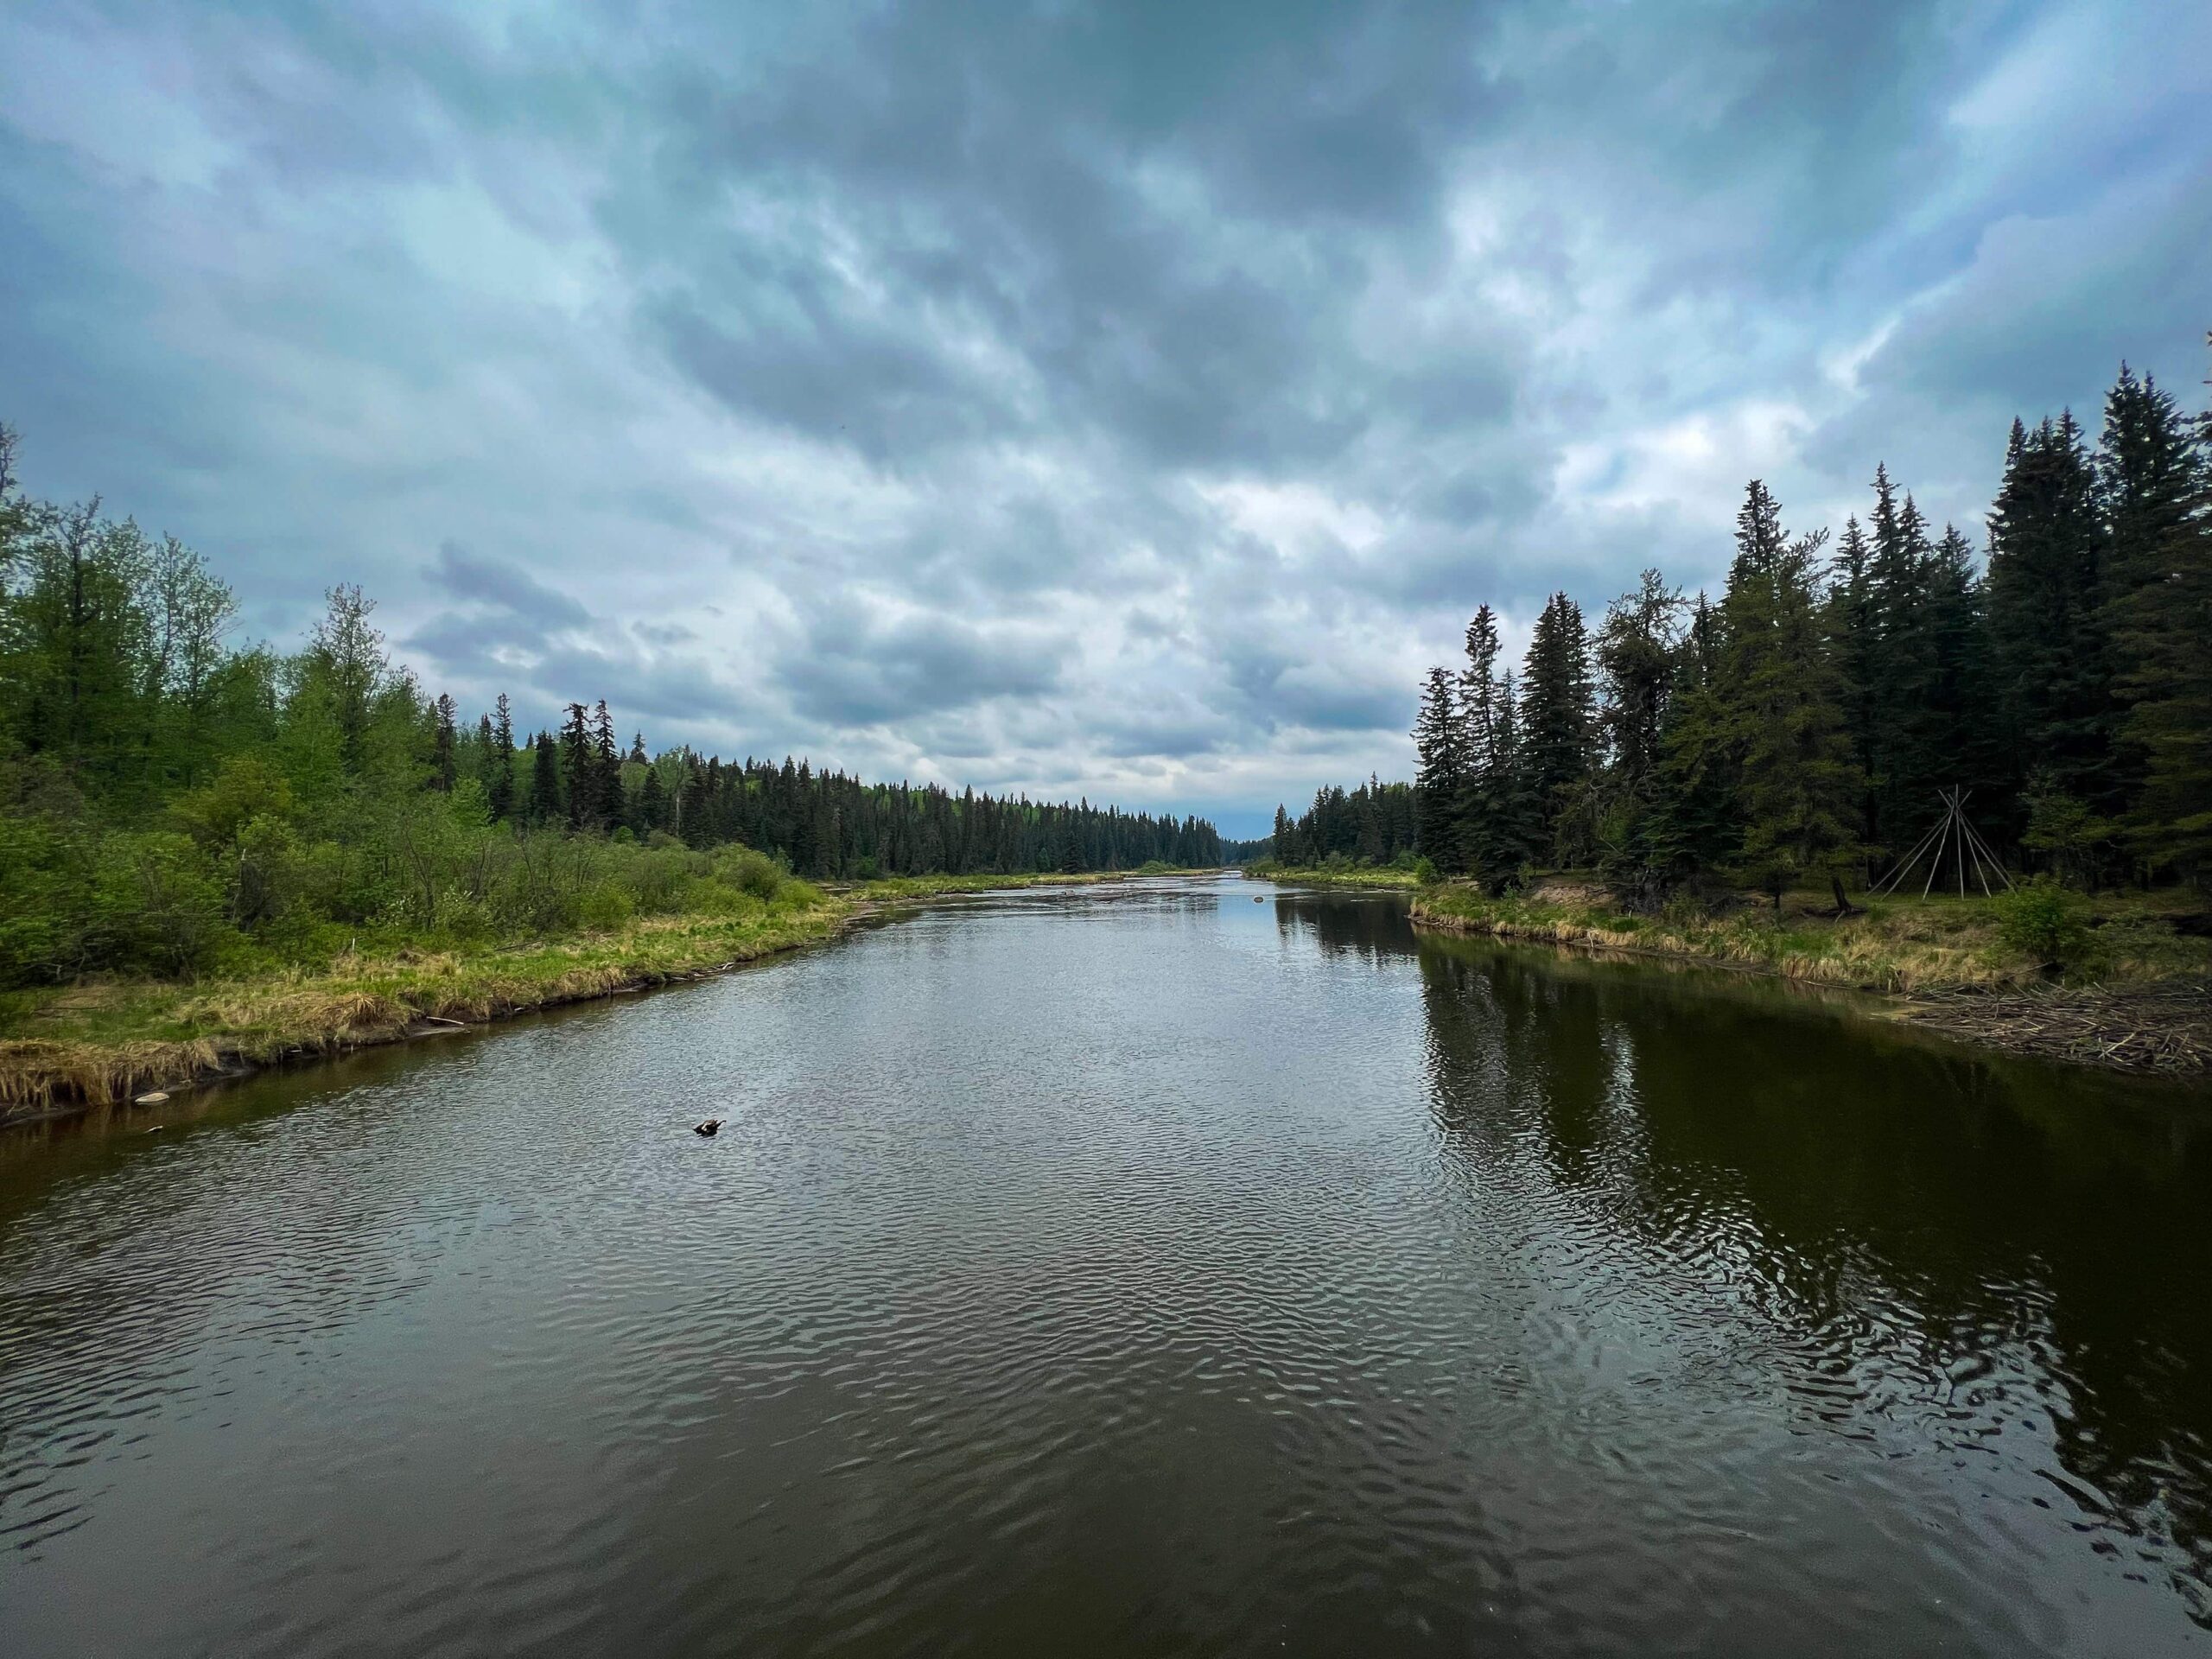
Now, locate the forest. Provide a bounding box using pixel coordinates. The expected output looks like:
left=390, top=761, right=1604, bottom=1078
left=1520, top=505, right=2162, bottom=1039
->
left=0, top=423, right=1219, bottom=990
left=1266, top=345, right=2212, bottom=906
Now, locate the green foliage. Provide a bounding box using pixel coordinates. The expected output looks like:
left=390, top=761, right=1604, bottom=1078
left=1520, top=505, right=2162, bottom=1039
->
left=2018, top=775, right=2120, bottom=890
left=1367, top=342, right=2212, bottom=914
left=1993, top=876, right=2094, bottom=969
left=0, top=424, right=1229, bottom=997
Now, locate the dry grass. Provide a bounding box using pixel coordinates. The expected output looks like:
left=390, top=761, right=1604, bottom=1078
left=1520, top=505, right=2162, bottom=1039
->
left=1411, top=880, right=2212, bottom=1075
left=1410, top=881, right=2208, bottom=995
left=0, top=894, right=856, bottom=1119
left=1243, top=864, right=1426, bottom=890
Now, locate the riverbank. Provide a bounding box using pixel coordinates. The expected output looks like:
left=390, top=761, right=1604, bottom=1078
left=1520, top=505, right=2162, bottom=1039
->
left=0, top=868, right=1218, bottom=1122
left=1410, top=880, right=2212, bottom=1077
left=1241, top=863, right=1424, bottom=889
left=0, top=891, right=856, bottom=1122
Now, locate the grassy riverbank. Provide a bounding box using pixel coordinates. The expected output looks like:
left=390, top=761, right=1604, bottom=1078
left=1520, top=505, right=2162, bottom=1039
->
left=0, top=886, right=857, bottom=1118
left=0, top=866, right=1231, bottom=1120
left=1241, top=861, right=1426, bottom=890
left=832, top=866, right=1212, bottom=900
left=1411, top=880, right=2212, bottom=1076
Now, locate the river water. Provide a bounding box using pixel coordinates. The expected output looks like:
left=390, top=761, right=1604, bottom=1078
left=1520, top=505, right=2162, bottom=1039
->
left=2, top=876, right=2208, bottom=1656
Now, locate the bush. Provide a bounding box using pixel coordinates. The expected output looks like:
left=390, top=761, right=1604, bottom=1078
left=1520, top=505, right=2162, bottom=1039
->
left=0, top=817, right=237, bottom=983
left=1994, top=876, right=2093, bottom=969
left=1410, top=855, right=1440, bottom=886
left=716, top=847, right=788, bottom=902
left=96, top=832, right=237, bottom=978
left=577, top=880, right=636, bottom=931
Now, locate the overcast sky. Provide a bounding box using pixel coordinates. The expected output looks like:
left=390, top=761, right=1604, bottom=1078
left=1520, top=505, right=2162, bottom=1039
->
left=3, top=1, right=2208, bottom=836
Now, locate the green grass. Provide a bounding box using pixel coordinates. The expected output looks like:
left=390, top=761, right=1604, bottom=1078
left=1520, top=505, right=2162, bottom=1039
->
left=1408, top=878, right=2212, bottom=994
left=1242, top=862, right=1426, bottom=890
left=1, top=888, right=855, bottom=1116
left=0, top=864, right=1228, bottom=1116
left=836, top=868, right=1203, bottom=900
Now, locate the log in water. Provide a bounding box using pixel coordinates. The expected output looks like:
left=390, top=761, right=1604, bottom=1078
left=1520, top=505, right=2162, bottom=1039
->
left=3, top=875, right=2208, bottom=1656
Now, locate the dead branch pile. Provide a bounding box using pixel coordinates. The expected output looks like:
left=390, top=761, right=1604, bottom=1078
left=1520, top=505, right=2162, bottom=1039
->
left=1898, top=979, right=2212, bottom=1077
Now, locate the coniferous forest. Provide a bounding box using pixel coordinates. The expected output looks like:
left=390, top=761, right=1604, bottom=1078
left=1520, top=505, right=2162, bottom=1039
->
left=1268, top=345, right=2212, bottom=905
left=0, top=423, right=1218, bottom=989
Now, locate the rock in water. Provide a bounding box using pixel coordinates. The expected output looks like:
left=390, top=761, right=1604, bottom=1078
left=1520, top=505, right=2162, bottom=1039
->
left=136, top=1091, right=170, bottom=1106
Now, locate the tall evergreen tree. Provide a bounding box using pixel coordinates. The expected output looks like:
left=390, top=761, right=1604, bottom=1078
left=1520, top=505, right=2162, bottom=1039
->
left=1412, top=665, right=1466, bottom=868
left=1648, top=593, right=1738, bottom=879
left=2102, top=343, right=2212, bottom=883
left=529, top=729, right=563, bottom=823
left=430, top=693, right=458, bottom=791
left=1454, top=605, right=1510, bottom=880
left=591, top=700, right=620, bottom=827
left=1719, top=481, right=1863, bottom=906
left=1518, top=592, right=1596, bottom=863
left=1827, top=513, right=1878, bottom=843
left=1986, top=411, right=2113, bottom=823
left=487, top=693, right=516, bottom=821
left=1593, top=569, right=1684, bottom=893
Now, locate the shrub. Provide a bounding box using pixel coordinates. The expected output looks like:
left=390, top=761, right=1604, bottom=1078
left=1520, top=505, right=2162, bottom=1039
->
left=578, top=880, right=636, bottom=931
left=1994, top=876, right=2093, bottom=969
left=717, top=847, right=787, bottom=902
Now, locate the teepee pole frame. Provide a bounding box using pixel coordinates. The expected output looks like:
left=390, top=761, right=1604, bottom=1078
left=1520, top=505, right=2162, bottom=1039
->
left=1870, top=787, right=2014, bottom=899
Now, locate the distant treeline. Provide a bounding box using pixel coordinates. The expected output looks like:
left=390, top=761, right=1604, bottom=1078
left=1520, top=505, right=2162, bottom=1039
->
left=0, top=423, right=1218, bottom=984
left=1267, top=343, right=2212, bottom=899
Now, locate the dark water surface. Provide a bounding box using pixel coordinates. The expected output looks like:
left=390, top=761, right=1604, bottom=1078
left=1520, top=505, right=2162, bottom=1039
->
left=3, top=876, right=2209, bottom=1656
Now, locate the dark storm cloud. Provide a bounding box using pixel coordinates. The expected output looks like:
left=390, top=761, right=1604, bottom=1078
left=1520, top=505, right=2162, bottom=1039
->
left=2, top=0, right=2207, bottom=821
left=428, top=543, right=592, bottom=631
left=774, top=599, right=1067, bottom=728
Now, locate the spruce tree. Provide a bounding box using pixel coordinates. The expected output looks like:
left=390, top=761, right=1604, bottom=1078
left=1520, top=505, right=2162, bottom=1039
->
left=529, top=729, right=563, bottom=823
left=487, top=693, right=516, bottom=821
left=2103, top=341, right=2212, bottom=883
left=1648, top=594, right=1739, bottom=879
left=430, top=693, right=458, bottom=791
left=1986, top=411, right=2113, bottom=825
left=1720, top=482, right=1863, bottom=906
left=1861, top=470, right=1936, bottom=844
left=1518, top=592, right=1595, bottom=864
left=1412, top=665, right=1466, bottom=869
left=560, top=702, right=593, bottom=829
left=1594, top=570, right=1683, bottom=896
left=592, top=700, right=620, bottom=827
left=1454, top=606, right=1508, bottom=880
left=1827, top=513, right=1878, bottom=844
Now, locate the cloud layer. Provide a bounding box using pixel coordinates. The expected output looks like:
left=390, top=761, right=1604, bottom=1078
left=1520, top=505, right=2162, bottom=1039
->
left=3, top=0, right=2207, bottom=834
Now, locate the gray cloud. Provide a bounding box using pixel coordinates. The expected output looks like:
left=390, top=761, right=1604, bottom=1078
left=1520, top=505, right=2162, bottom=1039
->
left=2, top=0, right=2208, bottom=836
left=428, top=542, right=591, bottom=631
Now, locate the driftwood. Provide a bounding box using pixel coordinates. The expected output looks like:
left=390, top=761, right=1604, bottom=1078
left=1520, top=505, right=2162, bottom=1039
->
left=1897, top=980, right=2211, bottom=1077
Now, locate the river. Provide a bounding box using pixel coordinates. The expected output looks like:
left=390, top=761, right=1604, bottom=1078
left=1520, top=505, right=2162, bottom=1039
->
left=3, top=875, right=2208, bottom=1655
